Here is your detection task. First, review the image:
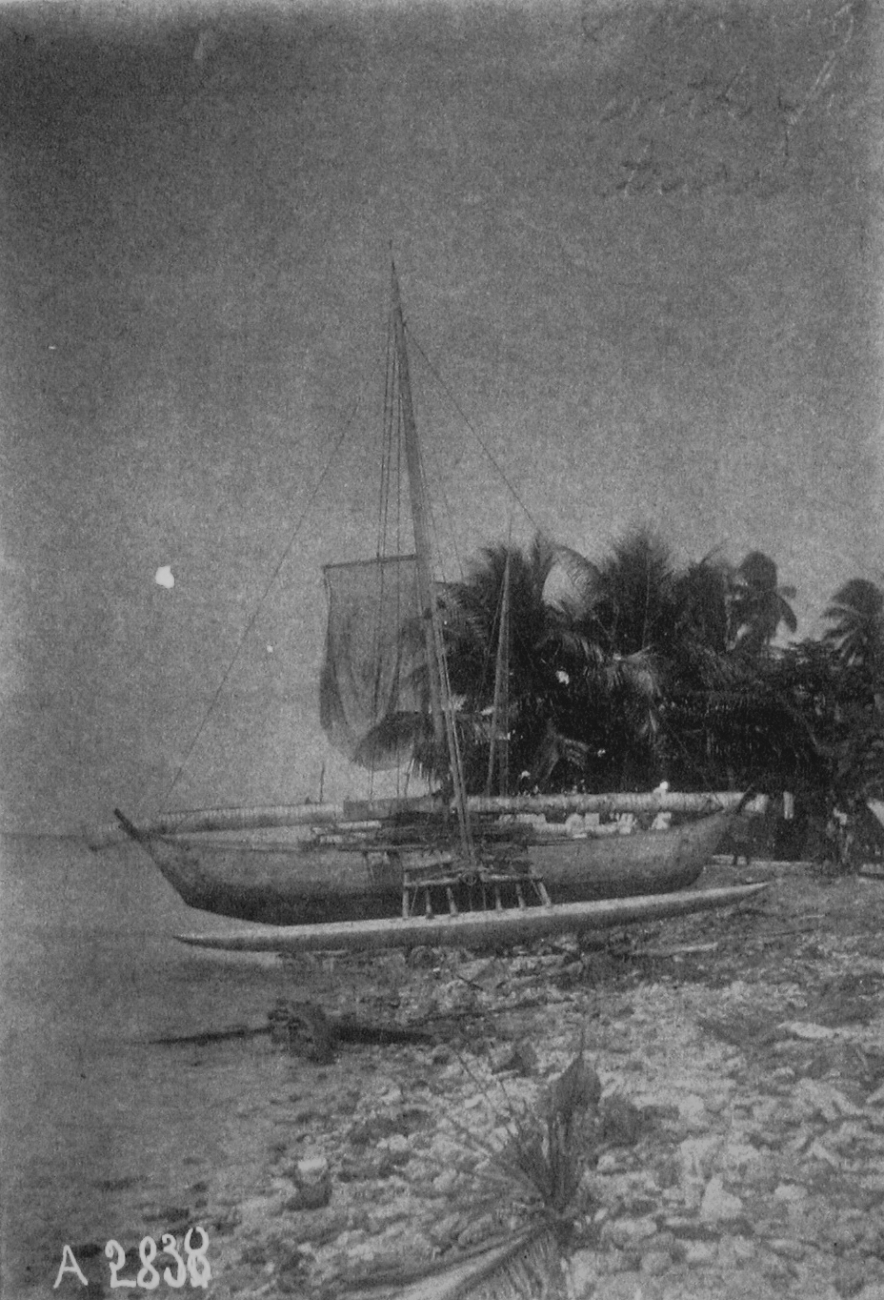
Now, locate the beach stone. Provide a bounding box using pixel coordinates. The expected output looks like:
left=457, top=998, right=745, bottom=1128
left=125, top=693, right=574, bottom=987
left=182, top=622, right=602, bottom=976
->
left=720, top=1140, right=765, bottom=1178
left=458, top=958, right=500, bottom=986
left=602, top=1095, right=646, bottom=1146
left=750, top=1098, right=780, bottom=1125
left=763, top=1253, right=800, bottom=1283
left=366, top=1199, right=411, bottom=1231
left=282, top=1206, right=348, bottom=1244
left=835, top=1258, right=871, bottom=1297
left=428, top=1212, right=463, bottom=1246
left=678, top=1136, right=722, bottom=1206
left=679, top=1135, right=721, bottom=1176
left=641, top=1248, right=674, bottom=1276
left=678, top=1095, right=710, bottom=1132
left=432, top=1169, right=460, bottom=1195
left=773, top=1182, right=808, bottom=1205
left=684, top=1240, right=717, bottom=1265
left=859, top=1221, right=884, bottom=1256
left=333, top=1228, right=369, bottom=1249
left=285, top=1181, right=332, bottom=1212
left=568, top=1247, right=603, bottom=1297
left=699, top=1176, right=743, bottom=1222
left=340, top=1237, right=381, bottom=1266
left=704, top=1089, right=734, bottom=1115
left=296, top=1155, right=328, bottom=1179
left=765, top=1237, right=807, bottom=1259
left=347, top=1114, right=404, bottom=1147
left=591, top=1272, right=648, bottom=1298
left=406, top=946, right=439, bottom=968
left=379, top=1133, right=410, bottom=1156
left=781, top=1020, right=838, bottom=1041
left=595, top=1242, right=621, bottom=1270
left=603, top=1216, right=659, bottom=1249
left=429, top=1133, right=465, bottom=1163
left=793, top=1079, right=864, bottom=1123
left=716, top=1234, right=756, bottom=1268
left=490, top=1039, right=539, bottom=1076
left=238, top=1194, right=280, bottom=1228
left=807, top=1138, right=842, bottom=1168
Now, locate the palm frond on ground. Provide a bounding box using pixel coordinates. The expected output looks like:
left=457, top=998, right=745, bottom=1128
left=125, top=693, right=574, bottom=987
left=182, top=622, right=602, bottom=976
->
left=343, top=1045, right=603, bottom=1300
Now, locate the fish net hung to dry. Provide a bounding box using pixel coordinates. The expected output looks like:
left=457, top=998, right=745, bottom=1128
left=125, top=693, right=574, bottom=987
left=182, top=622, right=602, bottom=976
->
left=319, top=555, right=428, bottom=770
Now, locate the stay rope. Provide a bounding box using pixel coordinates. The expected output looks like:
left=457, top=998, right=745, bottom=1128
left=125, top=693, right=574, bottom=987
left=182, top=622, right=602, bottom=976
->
left=152, top=402, right=363, bottom=817
left=408, top=330, right=542, bottom=543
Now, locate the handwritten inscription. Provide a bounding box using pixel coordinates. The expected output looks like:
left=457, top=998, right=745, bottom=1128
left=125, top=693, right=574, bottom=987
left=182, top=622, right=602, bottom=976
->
left=54, top=1229, right=211, bottom=1289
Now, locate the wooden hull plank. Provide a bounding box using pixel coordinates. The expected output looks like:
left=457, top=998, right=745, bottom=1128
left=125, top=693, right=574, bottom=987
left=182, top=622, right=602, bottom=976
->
left=175, top=882, right=769, bottom=954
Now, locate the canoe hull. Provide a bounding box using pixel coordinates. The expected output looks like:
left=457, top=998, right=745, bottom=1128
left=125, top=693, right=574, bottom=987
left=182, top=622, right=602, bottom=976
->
left=120, top=808, right=733, bottom=926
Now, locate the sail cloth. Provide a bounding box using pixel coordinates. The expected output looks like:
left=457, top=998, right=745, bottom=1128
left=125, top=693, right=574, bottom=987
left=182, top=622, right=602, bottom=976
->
left=319, top=555, right=428, bottom=769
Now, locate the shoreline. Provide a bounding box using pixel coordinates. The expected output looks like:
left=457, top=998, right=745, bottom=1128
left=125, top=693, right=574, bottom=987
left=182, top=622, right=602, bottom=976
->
left=44, top=858, right=884, bottom=1300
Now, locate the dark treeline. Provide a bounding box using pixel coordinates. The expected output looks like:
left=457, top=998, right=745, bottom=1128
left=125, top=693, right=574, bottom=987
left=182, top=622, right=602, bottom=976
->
left=428, top=529, right=883, bottom=846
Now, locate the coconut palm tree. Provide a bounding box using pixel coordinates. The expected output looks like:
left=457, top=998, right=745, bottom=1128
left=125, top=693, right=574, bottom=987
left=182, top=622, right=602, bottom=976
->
left=820, top=578, right=884, bottom=804
left=823, top=578, right=884, bottom=680
left=660, top=554, right=744, bottom=787
left=440, top=536, right=581, bottom=792
left=657, top=552, right=809, bottom=792
left=673, top=554, right=732, bottom=656
left=440, top=529, right=824, bottom=797
left=551, top=528, right=682, bottom=790
left=440, top=531, right=679, bottom=793
left=728, top=551, right=797, bottom=656
left=577, top=527, right=678, bottom=658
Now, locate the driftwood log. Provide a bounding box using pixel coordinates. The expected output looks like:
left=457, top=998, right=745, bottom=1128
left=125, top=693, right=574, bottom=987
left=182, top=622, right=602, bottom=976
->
left=149, top=1001, right=436, bottom=1063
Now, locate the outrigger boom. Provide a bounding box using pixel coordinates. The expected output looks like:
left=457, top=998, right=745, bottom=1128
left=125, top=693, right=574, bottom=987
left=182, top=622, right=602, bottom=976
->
left=90, top=790, right=744, bottom=849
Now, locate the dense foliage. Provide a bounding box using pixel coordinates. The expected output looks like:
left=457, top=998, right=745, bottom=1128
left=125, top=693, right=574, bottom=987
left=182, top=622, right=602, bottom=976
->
left=436, top=530, right=884, bottom=818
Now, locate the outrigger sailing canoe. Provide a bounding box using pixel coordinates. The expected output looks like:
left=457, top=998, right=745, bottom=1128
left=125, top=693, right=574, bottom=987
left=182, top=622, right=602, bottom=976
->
left=112, top=796, right=738, bottom=928
left=110, top=264, right=756, bottom=949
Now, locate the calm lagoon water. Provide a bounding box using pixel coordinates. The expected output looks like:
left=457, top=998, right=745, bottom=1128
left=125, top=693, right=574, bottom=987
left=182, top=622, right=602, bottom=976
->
left=0, top=834, right=304, bottom=1297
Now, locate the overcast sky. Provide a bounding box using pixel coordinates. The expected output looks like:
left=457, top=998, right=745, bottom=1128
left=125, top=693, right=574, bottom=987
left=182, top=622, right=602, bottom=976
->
left=1, top=0, right=881, bottom=832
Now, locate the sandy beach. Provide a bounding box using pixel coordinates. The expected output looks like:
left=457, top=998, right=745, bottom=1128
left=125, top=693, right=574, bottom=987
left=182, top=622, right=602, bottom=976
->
left=4, top=836, right=884, bottom=1299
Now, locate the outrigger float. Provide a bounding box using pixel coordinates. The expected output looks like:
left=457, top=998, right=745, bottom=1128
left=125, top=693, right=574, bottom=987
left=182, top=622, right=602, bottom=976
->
left=175, top=883, right=769, bottom=956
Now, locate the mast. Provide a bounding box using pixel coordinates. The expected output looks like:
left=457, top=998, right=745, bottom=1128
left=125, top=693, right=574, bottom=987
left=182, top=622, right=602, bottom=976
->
left=389, top=261, right=475, bottom=861
left=486, top=550, right=511, bottom=796
left=390, top=262, right=445, bottom=756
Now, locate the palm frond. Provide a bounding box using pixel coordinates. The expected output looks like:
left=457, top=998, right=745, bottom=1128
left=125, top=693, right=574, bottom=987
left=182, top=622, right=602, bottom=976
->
left=346, top=1224, right=566, bottom=1300
left=546, top=544, right=601, bottom=614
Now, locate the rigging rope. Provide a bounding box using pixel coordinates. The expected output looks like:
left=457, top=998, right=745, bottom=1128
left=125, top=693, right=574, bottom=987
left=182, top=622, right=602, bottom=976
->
left=367, top=317, right=398, bottom=801
left=408, top=330, right=542, bottom=538
left=152, top=401, right=364, bottom=817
